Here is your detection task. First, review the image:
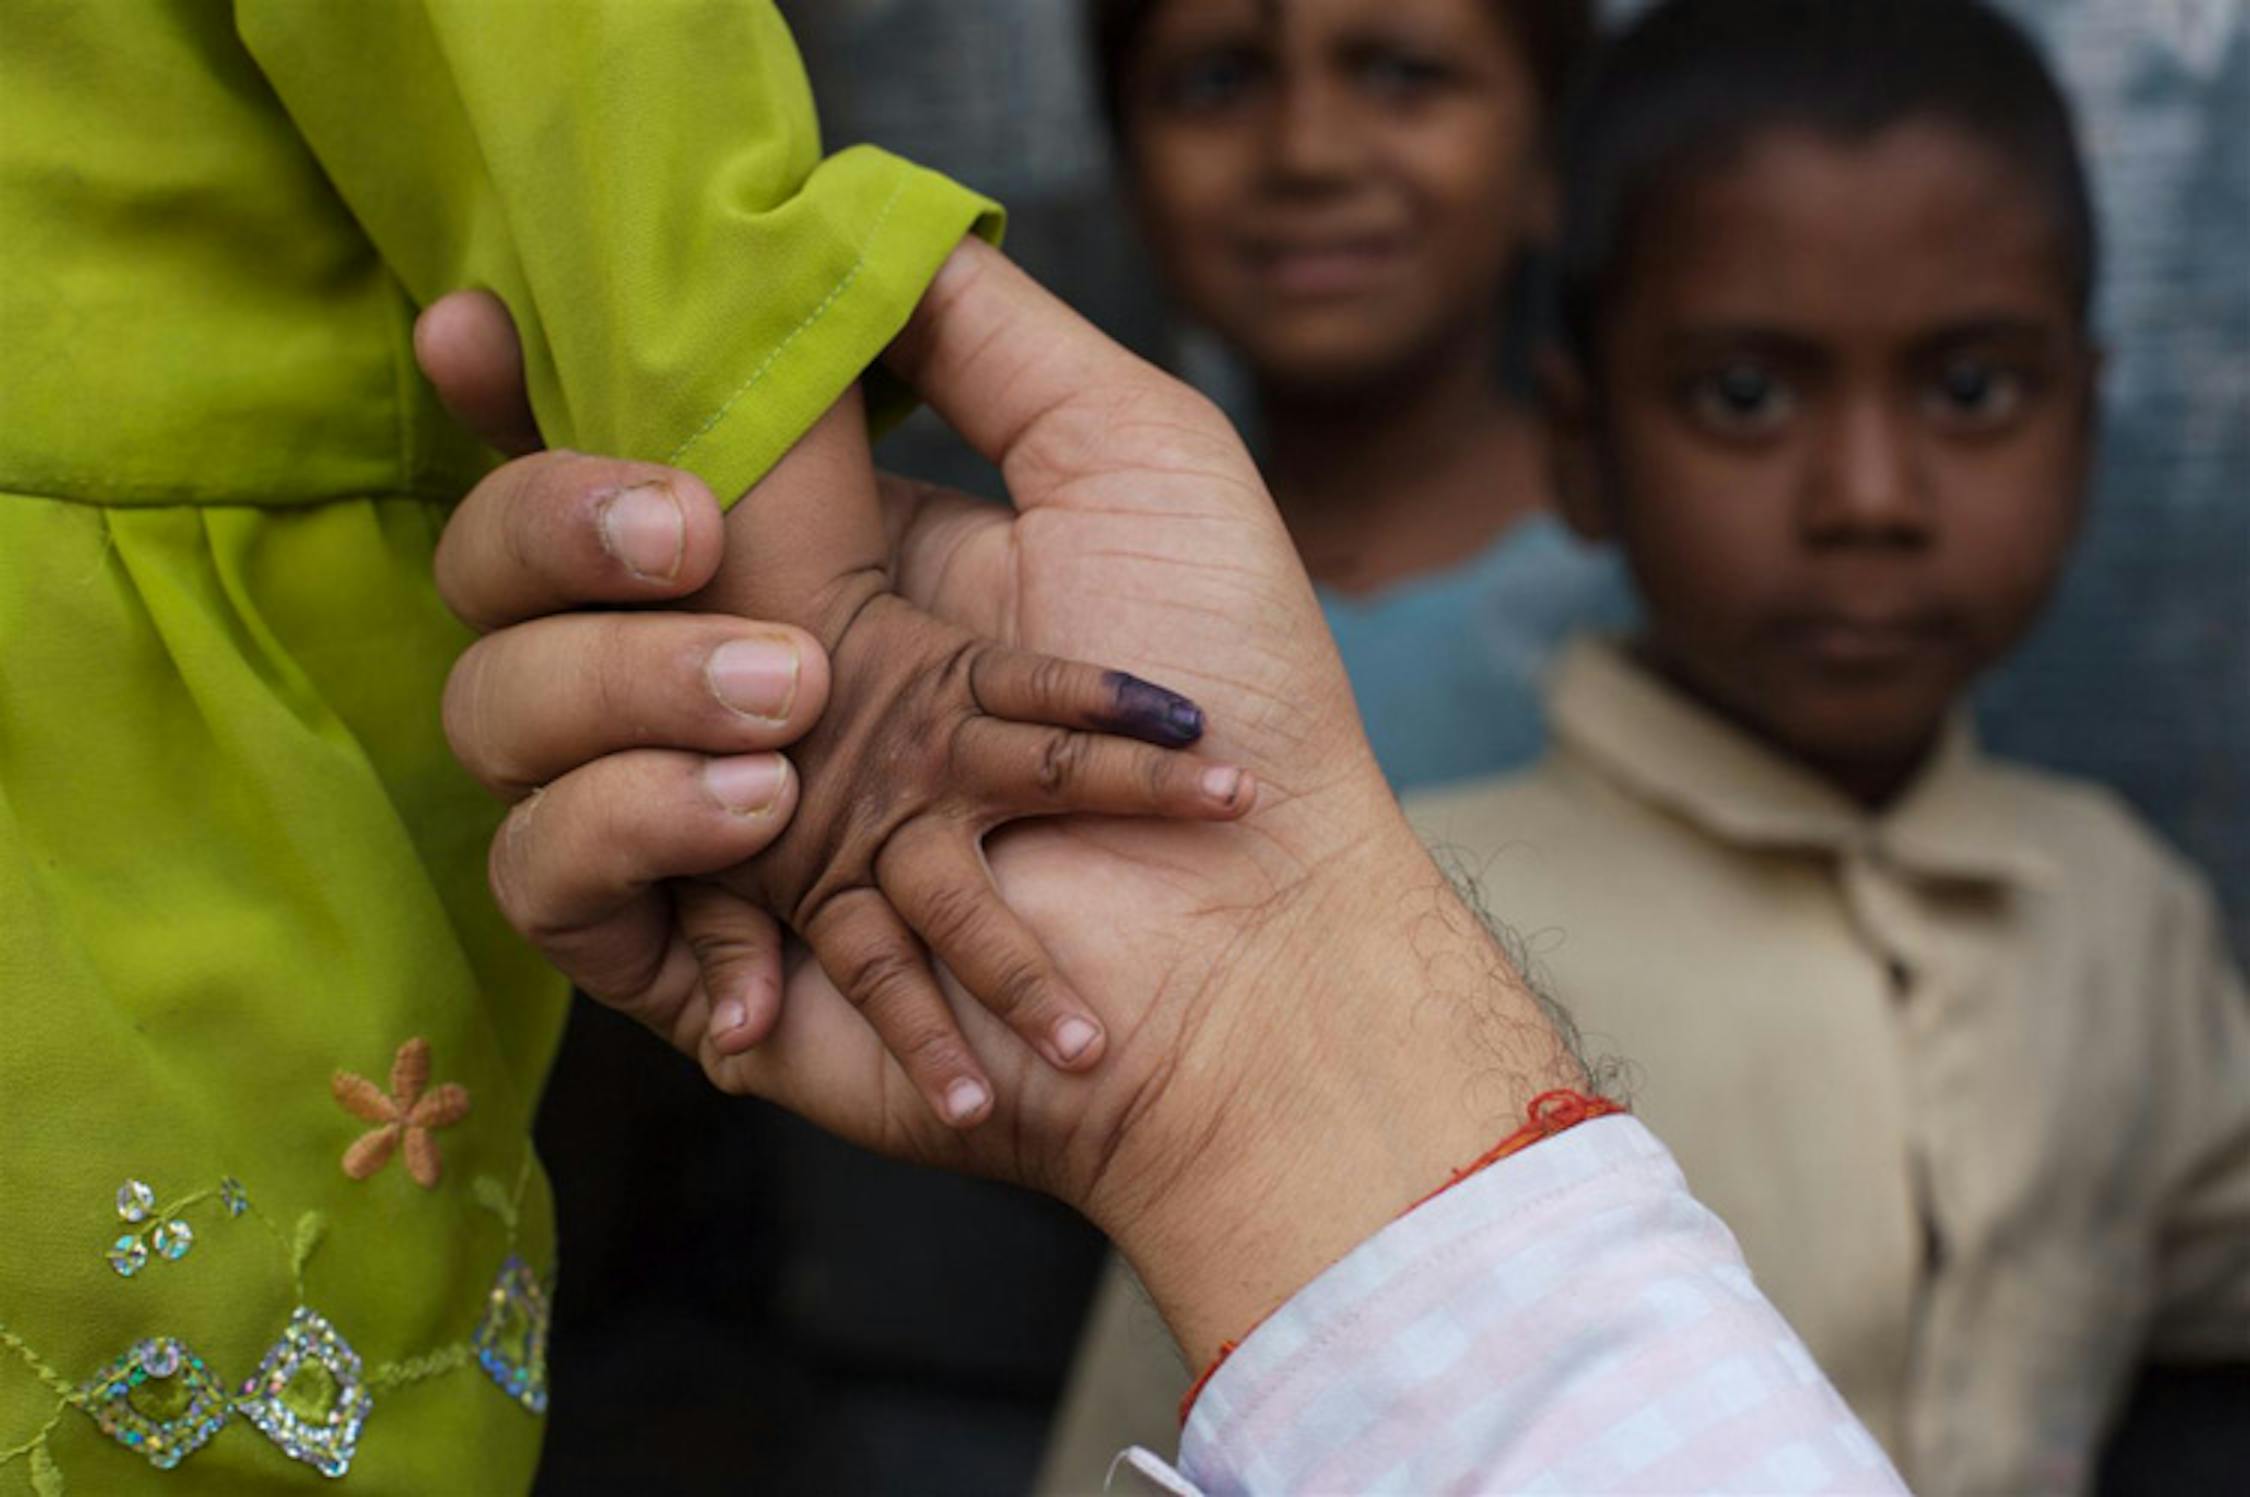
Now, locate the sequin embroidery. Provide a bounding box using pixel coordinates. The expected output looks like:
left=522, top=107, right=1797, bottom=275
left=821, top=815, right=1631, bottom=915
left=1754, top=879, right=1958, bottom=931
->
left=236, top=1307, right=374, bottom=1478
left=80, top=1337, right=231, bottom=1470
left=471, top=1257, right=550, bottom=1415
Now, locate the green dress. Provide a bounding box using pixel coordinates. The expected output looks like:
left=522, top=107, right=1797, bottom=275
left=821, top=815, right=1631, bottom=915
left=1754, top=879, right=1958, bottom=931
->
left=0, top=3, right=995, bottom=1490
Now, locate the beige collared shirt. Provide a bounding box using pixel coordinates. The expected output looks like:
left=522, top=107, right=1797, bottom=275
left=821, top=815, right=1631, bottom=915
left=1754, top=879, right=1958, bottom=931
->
left=1036, top=638, right=2250, bottom=1497
left=1409, top=639, right=2250, bottom=1493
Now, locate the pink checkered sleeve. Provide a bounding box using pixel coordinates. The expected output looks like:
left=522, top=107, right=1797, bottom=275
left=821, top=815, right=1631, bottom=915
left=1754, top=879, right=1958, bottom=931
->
left=1117, top=1117, right=1902, bottom=1495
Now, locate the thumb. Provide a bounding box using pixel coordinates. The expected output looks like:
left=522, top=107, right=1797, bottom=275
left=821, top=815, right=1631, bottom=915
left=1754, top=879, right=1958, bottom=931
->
left=414, top=290, right=546, bottom=457
left=881, top=239, right=1210, bottom=488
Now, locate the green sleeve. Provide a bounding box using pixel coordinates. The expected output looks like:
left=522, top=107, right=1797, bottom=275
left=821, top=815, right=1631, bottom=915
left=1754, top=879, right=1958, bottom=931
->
left=235, top=0, right=1001, bottom=505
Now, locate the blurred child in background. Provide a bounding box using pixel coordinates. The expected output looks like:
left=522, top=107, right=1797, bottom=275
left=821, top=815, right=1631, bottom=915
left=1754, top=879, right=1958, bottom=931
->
left=1410, top=0, right=2250, bottom=1488
left=1090, top=0, right=1629, bottom=789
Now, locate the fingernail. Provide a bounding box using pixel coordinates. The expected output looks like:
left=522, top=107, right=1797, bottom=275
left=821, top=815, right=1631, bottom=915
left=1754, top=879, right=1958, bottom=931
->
left=1053, top=1016, right=1101, bottom=1063
left=714, top=998, right=748, bottom=1035
left=1101, top=671, right=1206, bottom=747
left=1201, top=766, right=1243, bottom=807
left=708, top=637, right=802, bottom=722
left=943, top=1078, right=990, bottom=1124
left=703, top=754, right=787, bottom=815
left=598, top=481, right=685, bottom=581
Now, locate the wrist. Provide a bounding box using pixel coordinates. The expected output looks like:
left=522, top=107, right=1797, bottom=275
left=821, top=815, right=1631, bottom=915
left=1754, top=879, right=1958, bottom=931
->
left=1084, top=809, right=1584, bottom=1364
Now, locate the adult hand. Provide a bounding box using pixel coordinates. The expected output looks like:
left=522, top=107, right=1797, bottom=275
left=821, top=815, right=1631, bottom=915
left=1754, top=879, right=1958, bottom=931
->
left=419, top=323, right=835, bottom=1065
left=423, top=242, right=1580, bottom=1359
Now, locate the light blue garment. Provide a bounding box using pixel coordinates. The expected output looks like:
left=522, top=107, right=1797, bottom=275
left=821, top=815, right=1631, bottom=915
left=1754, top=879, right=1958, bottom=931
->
left=1320, top=512, right=1635, bottom=791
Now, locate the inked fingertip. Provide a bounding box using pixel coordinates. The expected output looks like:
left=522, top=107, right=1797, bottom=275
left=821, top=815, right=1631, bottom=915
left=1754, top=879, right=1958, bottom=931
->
left=1103, top=670, right=1205, bottom=746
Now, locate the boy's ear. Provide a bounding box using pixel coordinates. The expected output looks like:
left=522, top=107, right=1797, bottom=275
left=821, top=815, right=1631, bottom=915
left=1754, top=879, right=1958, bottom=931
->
left=1538, top=348, right=1612, bottom=543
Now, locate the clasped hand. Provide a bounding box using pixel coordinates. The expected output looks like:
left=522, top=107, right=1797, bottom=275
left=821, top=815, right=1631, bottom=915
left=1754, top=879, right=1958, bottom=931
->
left=425, top=241, right=1578, bottom=1357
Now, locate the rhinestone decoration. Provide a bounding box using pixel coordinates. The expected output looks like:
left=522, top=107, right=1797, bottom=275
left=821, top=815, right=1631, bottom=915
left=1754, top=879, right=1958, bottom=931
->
left=220, top=1176, right=249, bottom=1218
left=152, top=1219, right=196, bottom=1262
left=472, top=1256, right=550, bottom=1414
left=107, top=1233, right=150, bottom=1278
left=134, top=1338, right=182, bottom=1379
left=235, top=1307, right=374, bottom=1479
left=80, top=1336, right=230, bottom=1470
left=117, top=1180, right=155, bottom=1223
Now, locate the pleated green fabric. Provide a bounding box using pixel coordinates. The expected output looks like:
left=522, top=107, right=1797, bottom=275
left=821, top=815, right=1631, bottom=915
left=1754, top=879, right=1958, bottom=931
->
left=0, top=2, right=995, bottom=1490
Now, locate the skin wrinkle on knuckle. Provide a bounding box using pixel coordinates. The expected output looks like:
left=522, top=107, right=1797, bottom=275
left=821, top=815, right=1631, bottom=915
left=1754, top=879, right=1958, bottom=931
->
left=1028, top=653, right=1078, bottom=715
left=1138, top=743, right=1174, bottom=802
left=1036, top=729, right=1089, bottom=798
left=837, top=942, right=924, bottom=1016
left=889, top=1016, right=968, bottom=1072
left=985, top=950, right=1052, bottom=1019
left=685, top=912, right=761, bottom=973
left=938, top=634, right=986, bottom=716
left=909, top=874, right=992, bottom=957
left=582, top=626, right=644, bottom=747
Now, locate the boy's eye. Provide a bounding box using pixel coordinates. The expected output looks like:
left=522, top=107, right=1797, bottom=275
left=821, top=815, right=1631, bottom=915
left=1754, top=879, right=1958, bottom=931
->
left=1923, top=357, right=2028, bottom=431
left=1156, top=46, right=1268, bottom=114
left=1684, top=361, right=1796, bottom=437
left=1353, top=48, right=1453, bottom=102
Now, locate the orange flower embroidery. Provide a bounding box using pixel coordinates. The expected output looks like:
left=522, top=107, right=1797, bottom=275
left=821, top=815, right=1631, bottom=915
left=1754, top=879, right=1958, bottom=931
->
left=332, top=1037, right=471, bottom=1189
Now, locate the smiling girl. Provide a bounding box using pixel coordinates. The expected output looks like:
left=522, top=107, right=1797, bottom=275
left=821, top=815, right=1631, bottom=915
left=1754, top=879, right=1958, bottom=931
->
left=1090, top=0, right=1628, bottom=790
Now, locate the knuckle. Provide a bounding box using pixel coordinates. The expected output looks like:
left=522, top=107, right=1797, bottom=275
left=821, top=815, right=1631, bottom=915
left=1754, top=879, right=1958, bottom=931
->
left=584, top=625, right=644, bottom=742
left=983, top=951, right=1052, bottom=1018
left=684, top=917, right=759, bottom=968
left=939, top=637, right=987, bottom=715
left=912, top=877, right=991, bottom=951
left=1036, top=729, right=1090, bottom=798
left=839, top=943, right=924, bottom=1013
left=1140, top=746, right=1175, bottom=802
left=890, top=1016, right=966, bottom=1072
left=1028, top=653, right=1079, bottom=713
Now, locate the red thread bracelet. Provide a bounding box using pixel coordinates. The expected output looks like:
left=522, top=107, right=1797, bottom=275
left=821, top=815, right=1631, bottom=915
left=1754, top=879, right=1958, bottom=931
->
left=1176, top=1088, right=1625, bottom=1424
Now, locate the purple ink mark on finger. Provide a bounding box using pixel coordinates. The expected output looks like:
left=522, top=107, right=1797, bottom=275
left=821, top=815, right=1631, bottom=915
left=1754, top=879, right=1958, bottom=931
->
left=1101, top=671, right=1206, bottom=746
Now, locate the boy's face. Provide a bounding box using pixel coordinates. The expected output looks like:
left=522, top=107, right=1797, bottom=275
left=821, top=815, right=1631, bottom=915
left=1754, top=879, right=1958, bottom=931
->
left=1566, top=122, right=2096, bottom=801
left=1121, top=0, right=1547, bottom=393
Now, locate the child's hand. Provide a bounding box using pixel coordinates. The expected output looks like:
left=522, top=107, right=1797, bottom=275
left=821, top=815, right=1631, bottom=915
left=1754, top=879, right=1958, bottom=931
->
left=685, top=388, right=1252, bottom=1128
left=708, top=588, right=1250, bottom=1126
